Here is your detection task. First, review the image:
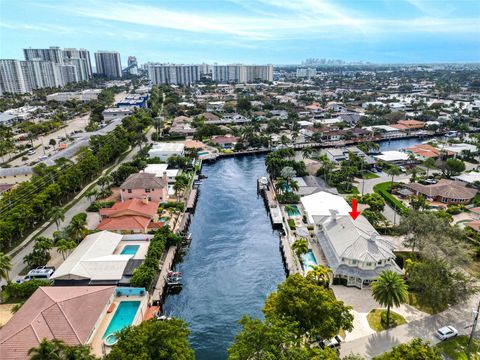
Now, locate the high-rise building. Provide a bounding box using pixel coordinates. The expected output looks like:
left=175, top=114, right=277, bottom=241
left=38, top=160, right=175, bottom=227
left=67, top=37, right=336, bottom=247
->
left=24, top=46, right=64, bottom=64
left=212, top=64, right=273, bottom=83
left=94, top=51, right=122, bottom=78
left=296, top=67, right=317, bottom=78
left=0, top=60, right=28, bottom=94
left=23, top=46, right=92, bottom=82
left=146, top=64, right=201, bottom=85
left=64, top=48, right=93, bottom=78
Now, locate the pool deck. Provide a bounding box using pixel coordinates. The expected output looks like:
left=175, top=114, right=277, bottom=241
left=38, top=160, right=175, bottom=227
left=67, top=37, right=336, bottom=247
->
left=89, top=295, right=148, bottom=357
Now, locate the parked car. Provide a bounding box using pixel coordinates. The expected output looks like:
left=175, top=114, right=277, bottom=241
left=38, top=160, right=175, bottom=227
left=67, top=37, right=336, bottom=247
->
left=435, top=326, right=458, bottom=340
left=27, top=149, right=36, bottom=155
left=399, top=166, right=407, bottom=173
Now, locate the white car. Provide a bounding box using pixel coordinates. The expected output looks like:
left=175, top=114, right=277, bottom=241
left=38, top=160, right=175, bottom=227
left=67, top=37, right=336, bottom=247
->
left=435, top=326, right=458, bottom=340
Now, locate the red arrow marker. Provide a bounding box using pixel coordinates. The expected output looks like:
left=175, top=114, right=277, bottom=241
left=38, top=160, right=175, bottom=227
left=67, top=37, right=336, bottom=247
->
left=349, top=198, right=361, bottom=220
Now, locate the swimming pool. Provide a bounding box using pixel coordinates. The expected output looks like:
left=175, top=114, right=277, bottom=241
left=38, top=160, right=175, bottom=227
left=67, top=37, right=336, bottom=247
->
left=103, top=301, right=140, bottom=342
left=198, top=151, right=210, bottom=156
left=120, top=245, right=140, bottom=255
left=302, top=250, right=318, bottom=272
left=286, top=205, right=301, bottom=216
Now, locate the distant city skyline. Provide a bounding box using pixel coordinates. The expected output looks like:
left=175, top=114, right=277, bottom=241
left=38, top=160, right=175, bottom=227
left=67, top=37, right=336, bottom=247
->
left=1, top=0, right=479, bottom=65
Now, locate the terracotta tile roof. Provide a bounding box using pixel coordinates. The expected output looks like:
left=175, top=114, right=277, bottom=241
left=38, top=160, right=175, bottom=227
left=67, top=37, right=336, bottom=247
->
left=184, top=140, right=206, bottom=149
left=99, top=198, right=159, bottom=218
left=405, top=179, right=477, bottom=200
left=405, top=144, right=454, bottom=158
left=467, top=221, right=480, bottom=232
left=0, top=286, right=115, bottom=360
left=97, top=215, right=151, bottom=231
left=120, top=173, right=167, bottom=190
left=390, top=124, right=409, bottom=130
left=211, top=135, right=240, bottom=145
left=147, top=221, right=165, bottom=229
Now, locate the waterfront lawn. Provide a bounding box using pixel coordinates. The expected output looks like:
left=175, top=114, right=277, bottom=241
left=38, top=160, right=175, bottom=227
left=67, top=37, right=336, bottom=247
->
left=367, top=309, right=406, bottom=331
left=373, top=182, right=409, bottom=215
left=436, top=335, right=480, bottom=360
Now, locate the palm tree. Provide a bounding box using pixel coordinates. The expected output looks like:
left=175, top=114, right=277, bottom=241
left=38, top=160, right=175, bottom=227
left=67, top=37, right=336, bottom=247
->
left=423, top=157, right=436, bottom=178
left=0, top=252, right=12, bottom=283
left=284, top=205, right=296, bottom=216
left=302, top=146, right=313, bottom=159
left=67, top=218, right=87, bottom=244
left=307, top=264, right=332, bottom=287
left=28, top=338, right=65, bottom=360
left=56, top=239, right=77, bottom=260
left=385, top=166, right=401, bottom=190
left=371, top=270, right=408, bottom=328
left=49, top=206, right=65, bottom=230
left=280, top=134, right=290, bottom=148
left=289, top=179, right=299, bottom=193
left=291, top=238, right=309, bottom=262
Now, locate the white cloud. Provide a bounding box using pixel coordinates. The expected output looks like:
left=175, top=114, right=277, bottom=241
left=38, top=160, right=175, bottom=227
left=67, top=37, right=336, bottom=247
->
left=36, top=0, right=480, bottom=42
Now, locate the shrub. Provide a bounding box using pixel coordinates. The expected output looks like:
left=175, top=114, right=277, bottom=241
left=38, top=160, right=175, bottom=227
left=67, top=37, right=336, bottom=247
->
left=130, top=264, right=156, bottom=289
left=288, top=219, right=296, bottom=230
left=87, top=201, right=115, bottom=212
left=373, top=182, right=409, bottom=216
left=2, top=279, right=52, bottom=302
left=277, top=192, right=300, bottom=204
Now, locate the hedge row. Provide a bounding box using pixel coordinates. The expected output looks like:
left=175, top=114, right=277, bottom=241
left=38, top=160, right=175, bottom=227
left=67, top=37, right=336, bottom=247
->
left=373, top=182, right=410, bottom=216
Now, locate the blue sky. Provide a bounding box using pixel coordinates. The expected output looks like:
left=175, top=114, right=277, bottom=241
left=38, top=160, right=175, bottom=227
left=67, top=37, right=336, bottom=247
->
left=0, top=0, right=479, bottom=65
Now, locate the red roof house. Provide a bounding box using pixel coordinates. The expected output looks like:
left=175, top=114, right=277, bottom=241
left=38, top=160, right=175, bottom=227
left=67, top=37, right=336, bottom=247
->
left=0, top=286, right=115, bottom=360
left=97, top=198, right=160, bottom=233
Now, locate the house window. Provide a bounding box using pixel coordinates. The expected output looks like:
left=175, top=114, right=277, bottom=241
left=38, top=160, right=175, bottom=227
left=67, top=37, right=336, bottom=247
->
left=145, top=189, right=151, bottom=193
left=127, top=189, right=132, bottom=193
left=377, top=260, right=382, bottom=265
left=366, top=262, right=372, bottom=266
left=352, top=260, right=357, bottom=265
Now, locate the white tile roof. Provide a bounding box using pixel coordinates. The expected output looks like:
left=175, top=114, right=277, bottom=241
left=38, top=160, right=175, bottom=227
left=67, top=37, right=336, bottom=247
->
left=51, top=231, right=131, bottom=281
left=300, top=191, right=351, bottom=223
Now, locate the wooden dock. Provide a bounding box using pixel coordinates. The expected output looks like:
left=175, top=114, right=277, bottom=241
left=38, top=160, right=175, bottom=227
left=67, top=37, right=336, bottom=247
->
left=152, top=245, right=177, bottom=305
left=280, top=235, right=300, bottom=275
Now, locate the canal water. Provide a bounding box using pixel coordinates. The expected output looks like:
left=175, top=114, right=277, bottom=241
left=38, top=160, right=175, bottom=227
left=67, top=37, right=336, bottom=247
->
left=163, top=155, right=285, bottom=360
left=378, top=137, right=426, bottom=151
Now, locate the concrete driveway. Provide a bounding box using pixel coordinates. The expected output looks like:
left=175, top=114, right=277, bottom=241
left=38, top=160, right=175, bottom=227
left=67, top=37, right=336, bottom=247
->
left=340, top=293, right=479, bottom=359
left=332, top=285, right=428, bottom=341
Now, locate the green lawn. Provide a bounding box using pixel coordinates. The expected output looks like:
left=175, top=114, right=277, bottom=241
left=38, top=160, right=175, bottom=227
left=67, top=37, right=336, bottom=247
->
left=337, top=185, right=359, bottom=194
left=367, top=309, right=406, bottom=331
left=363, top=172, right=380, bottom=179
left=436, top=335, right=480, bottom=360
left=407, top=292, right=437, bottom=314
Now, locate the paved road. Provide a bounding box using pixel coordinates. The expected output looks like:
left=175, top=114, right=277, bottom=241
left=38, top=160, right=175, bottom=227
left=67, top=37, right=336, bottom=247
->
left=1, top=129, right=151, bottom=287
left=356, top=173, right=410, bottom=225
left=340, top=295, right=480, bottom=358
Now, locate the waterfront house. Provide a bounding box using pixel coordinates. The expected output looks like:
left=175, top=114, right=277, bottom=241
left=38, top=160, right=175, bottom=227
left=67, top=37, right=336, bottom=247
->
left=0, top=286, right=116, bottom=360
left=148, top=142, right=185, bottom=161
left=301, top=191, right=401, bottom=289
left=391, top=119, right=425, bottom=132
left=211, top=135, right=240, bottom=149
left=325, top=146, right=375, bottom=165
left=404, top=144, right=453, bottom=160
left=51, top=231, right=152, bottom=286
left=120, top=172, right=168, bottom=203
left=142, top=164, right=181, bottom=184
left=404, top=179, right=477, bottom=204
left=97, top=198, right=161, bottom=233
left=373, top=150, right=410, bottom=164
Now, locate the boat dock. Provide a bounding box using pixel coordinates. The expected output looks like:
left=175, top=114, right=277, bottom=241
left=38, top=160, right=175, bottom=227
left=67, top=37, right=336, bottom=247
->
left=152, top=245, right=177, bottom=305
left=186, top=188, right=198, bottom=213
left=270, top=207, right=283, bottom=226
left=280, top=235, right=300, bottom=275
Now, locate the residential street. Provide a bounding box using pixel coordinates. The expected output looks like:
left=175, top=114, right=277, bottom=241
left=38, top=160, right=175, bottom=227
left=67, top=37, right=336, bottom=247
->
left=340, top=295, right=480, bottom=358
left=356, top=172, right=410, bottom=225
left=0, top=130, right=151, bottom=287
